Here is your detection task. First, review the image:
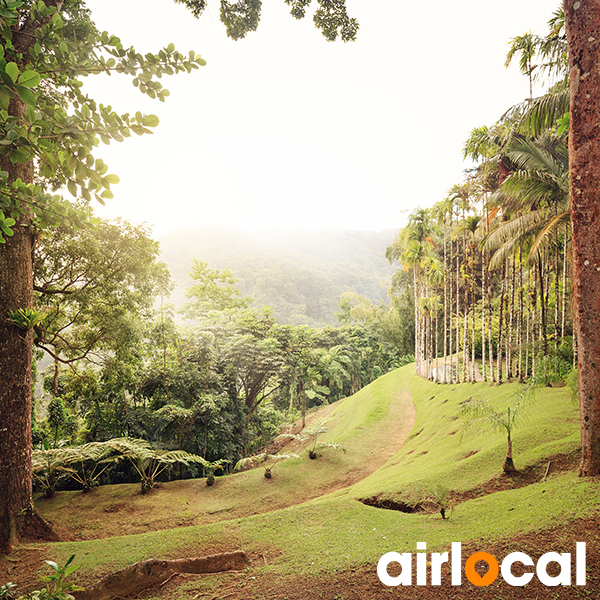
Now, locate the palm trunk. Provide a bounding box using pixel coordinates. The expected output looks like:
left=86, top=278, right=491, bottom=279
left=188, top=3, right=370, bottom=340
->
left=449, top=235, right=454, bottom=383
left=496, top=260, right=506, bottom=383
left=561, top=224, right=568, bottom=343
left=443, top=220, right=448, bottom=384
left=517, top=248, right=524, bottom=382
left=456, top=246, right=461, bottom=383
left=507, top=257, right=516, bottom=380
left=503, top=429, right=516, bottom=473
left=538, top=257, right=548, bottom=356
left=481, top=243, right=487, bottom=382
left=488, top=260, right=495, bottom=383
left=554, top=232, right=560, bottom=351
left=532, top=266, right=538, bottom=381
left=463, top=275, right=469, bottom=383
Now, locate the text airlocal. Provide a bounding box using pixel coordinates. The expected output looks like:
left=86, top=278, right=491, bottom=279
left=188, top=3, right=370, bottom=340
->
left=377, top=542, right=586, bottom=587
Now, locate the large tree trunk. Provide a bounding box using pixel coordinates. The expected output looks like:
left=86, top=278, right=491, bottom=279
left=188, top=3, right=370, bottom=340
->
left=0, top=89, right=36, bottom=557
left=0, top=109, right=54, bottom=552
left=565, top=0, right=600, bottom=476
left=0, top=2, right=64, bottom=554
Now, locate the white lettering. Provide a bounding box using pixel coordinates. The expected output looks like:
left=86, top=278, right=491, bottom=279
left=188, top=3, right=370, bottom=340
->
left=416, top=542, right=427, bottom=585
left=501, top=552, right=534, bottom=586
left=431, top=552, right=449, bottom=585
left=451, top=542, right=462, bottom=585
left=537, top=552, right=571, bottom=586
left=377, top=552, right=412, bottom=586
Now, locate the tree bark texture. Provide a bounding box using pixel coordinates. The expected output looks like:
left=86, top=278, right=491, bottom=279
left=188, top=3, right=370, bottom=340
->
left=565, top=0, right=600, bottom=476
left=0, top=107, right=39, bottom=552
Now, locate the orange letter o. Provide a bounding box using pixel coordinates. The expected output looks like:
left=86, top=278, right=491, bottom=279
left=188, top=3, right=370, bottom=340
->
left=465, top=552, right=499, bottom=587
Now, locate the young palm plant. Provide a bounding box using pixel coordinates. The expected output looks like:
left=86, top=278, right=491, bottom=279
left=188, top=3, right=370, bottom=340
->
left=277, top=417, right=346, bottom=459
left=460, top=398, right=527, bottom=473
left=234, top=452, right=300, bottom=479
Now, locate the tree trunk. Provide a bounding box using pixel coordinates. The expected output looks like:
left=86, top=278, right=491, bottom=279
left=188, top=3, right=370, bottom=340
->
left=443, top=219, right=448, bottom=384
left=456, top=241, right=461, bottom=383
left=507, top=257, right=515, bottom=380
left=488, top=259, right=495, bottom=384
left=0, top=94, right=36, bottom=552
left=481, top=241, right=487, bottom=382
left=565, top=0, right=600, bottom=476
left=470, top=245, right=476, bottom=382
left=503, top=430, right=516, bottom=473
left=496, top=260, right=506, bottom=384
left=561, top=223, right=568, bottom=342
left=517, top=248, right=524, bottom=382
left=538, top=256, right=548, bottom=356
left=462, top=265, right=469, bottom=383
left=0, top=2, right=66, bottom=554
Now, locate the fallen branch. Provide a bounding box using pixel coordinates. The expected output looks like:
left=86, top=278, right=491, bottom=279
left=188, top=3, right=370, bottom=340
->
left=542, top=461, right=551, bottom=483
left=72, top=551, right=248, bottom=600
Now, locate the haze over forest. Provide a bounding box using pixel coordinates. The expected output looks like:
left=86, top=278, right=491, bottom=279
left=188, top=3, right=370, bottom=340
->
left=159, top=226, right=398, bottom=326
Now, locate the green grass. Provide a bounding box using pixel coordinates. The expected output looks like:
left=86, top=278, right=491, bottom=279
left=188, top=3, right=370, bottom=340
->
left=23, top=365, right=600, bottom=591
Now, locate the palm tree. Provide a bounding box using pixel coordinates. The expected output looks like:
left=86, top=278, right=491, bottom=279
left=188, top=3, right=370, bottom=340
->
left=505, top=32, right=543, bottom=100
left=461, top=398, right=526, bottom=473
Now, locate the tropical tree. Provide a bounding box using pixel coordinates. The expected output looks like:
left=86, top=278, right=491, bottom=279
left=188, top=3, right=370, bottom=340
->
left=176, top=0, right=359, bottom=42
left=0, top=1, right=205, bottom=553
left=33, top=218, right=170, bottom=376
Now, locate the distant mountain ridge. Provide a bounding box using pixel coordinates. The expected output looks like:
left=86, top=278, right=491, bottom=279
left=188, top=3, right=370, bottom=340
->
left=158, top=226, right=398, bottom=326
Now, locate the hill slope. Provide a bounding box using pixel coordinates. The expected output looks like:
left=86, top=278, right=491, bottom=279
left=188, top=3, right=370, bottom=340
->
left=4, top=367, right=600, bottom=600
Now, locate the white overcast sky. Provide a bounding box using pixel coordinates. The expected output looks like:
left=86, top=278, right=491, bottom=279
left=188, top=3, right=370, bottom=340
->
left=82, top=0, right=557, bottom=234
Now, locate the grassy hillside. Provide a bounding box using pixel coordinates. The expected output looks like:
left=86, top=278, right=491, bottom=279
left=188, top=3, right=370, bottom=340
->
left=4, top=366, right=600, bottom=599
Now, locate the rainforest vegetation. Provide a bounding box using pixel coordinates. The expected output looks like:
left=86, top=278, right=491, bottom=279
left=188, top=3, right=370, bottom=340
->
left=386, top=6, right=574, bottom=388
left=25, top=4, right=579, bottom=497
left=1, top=6, right=600, bottom=592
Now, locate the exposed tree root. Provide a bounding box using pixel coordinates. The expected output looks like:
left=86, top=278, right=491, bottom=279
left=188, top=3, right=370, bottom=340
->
left=1, top=504, right=60, bottom=555
left=72, top=551, right=248, bottom=600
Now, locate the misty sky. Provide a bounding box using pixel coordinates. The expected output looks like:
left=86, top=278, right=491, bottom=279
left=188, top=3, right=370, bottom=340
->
left=82, top=0, right=556, bottom=234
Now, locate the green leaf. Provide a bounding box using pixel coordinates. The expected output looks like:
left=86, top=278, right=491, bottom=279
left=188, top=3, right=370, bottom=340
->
left=18, top=70, right=40, bottom=88
left=142, top=115, right=159, bottom=128
left=14, top=85, right=35, bottom=106
left=0, top=86, right=11, bottom=110
left=67, top=179, right=77, bottom=197
left=5, top=61, right=19, bottom=82
left=104, top=174, right=120, bottom=185
left=45, top=560, right=59, bottom=571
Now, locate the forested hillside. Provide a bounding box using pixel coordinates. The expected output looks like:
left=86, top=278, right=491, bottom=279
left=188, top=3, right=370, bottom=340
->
left=158, top=226, right=397, bottom=326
